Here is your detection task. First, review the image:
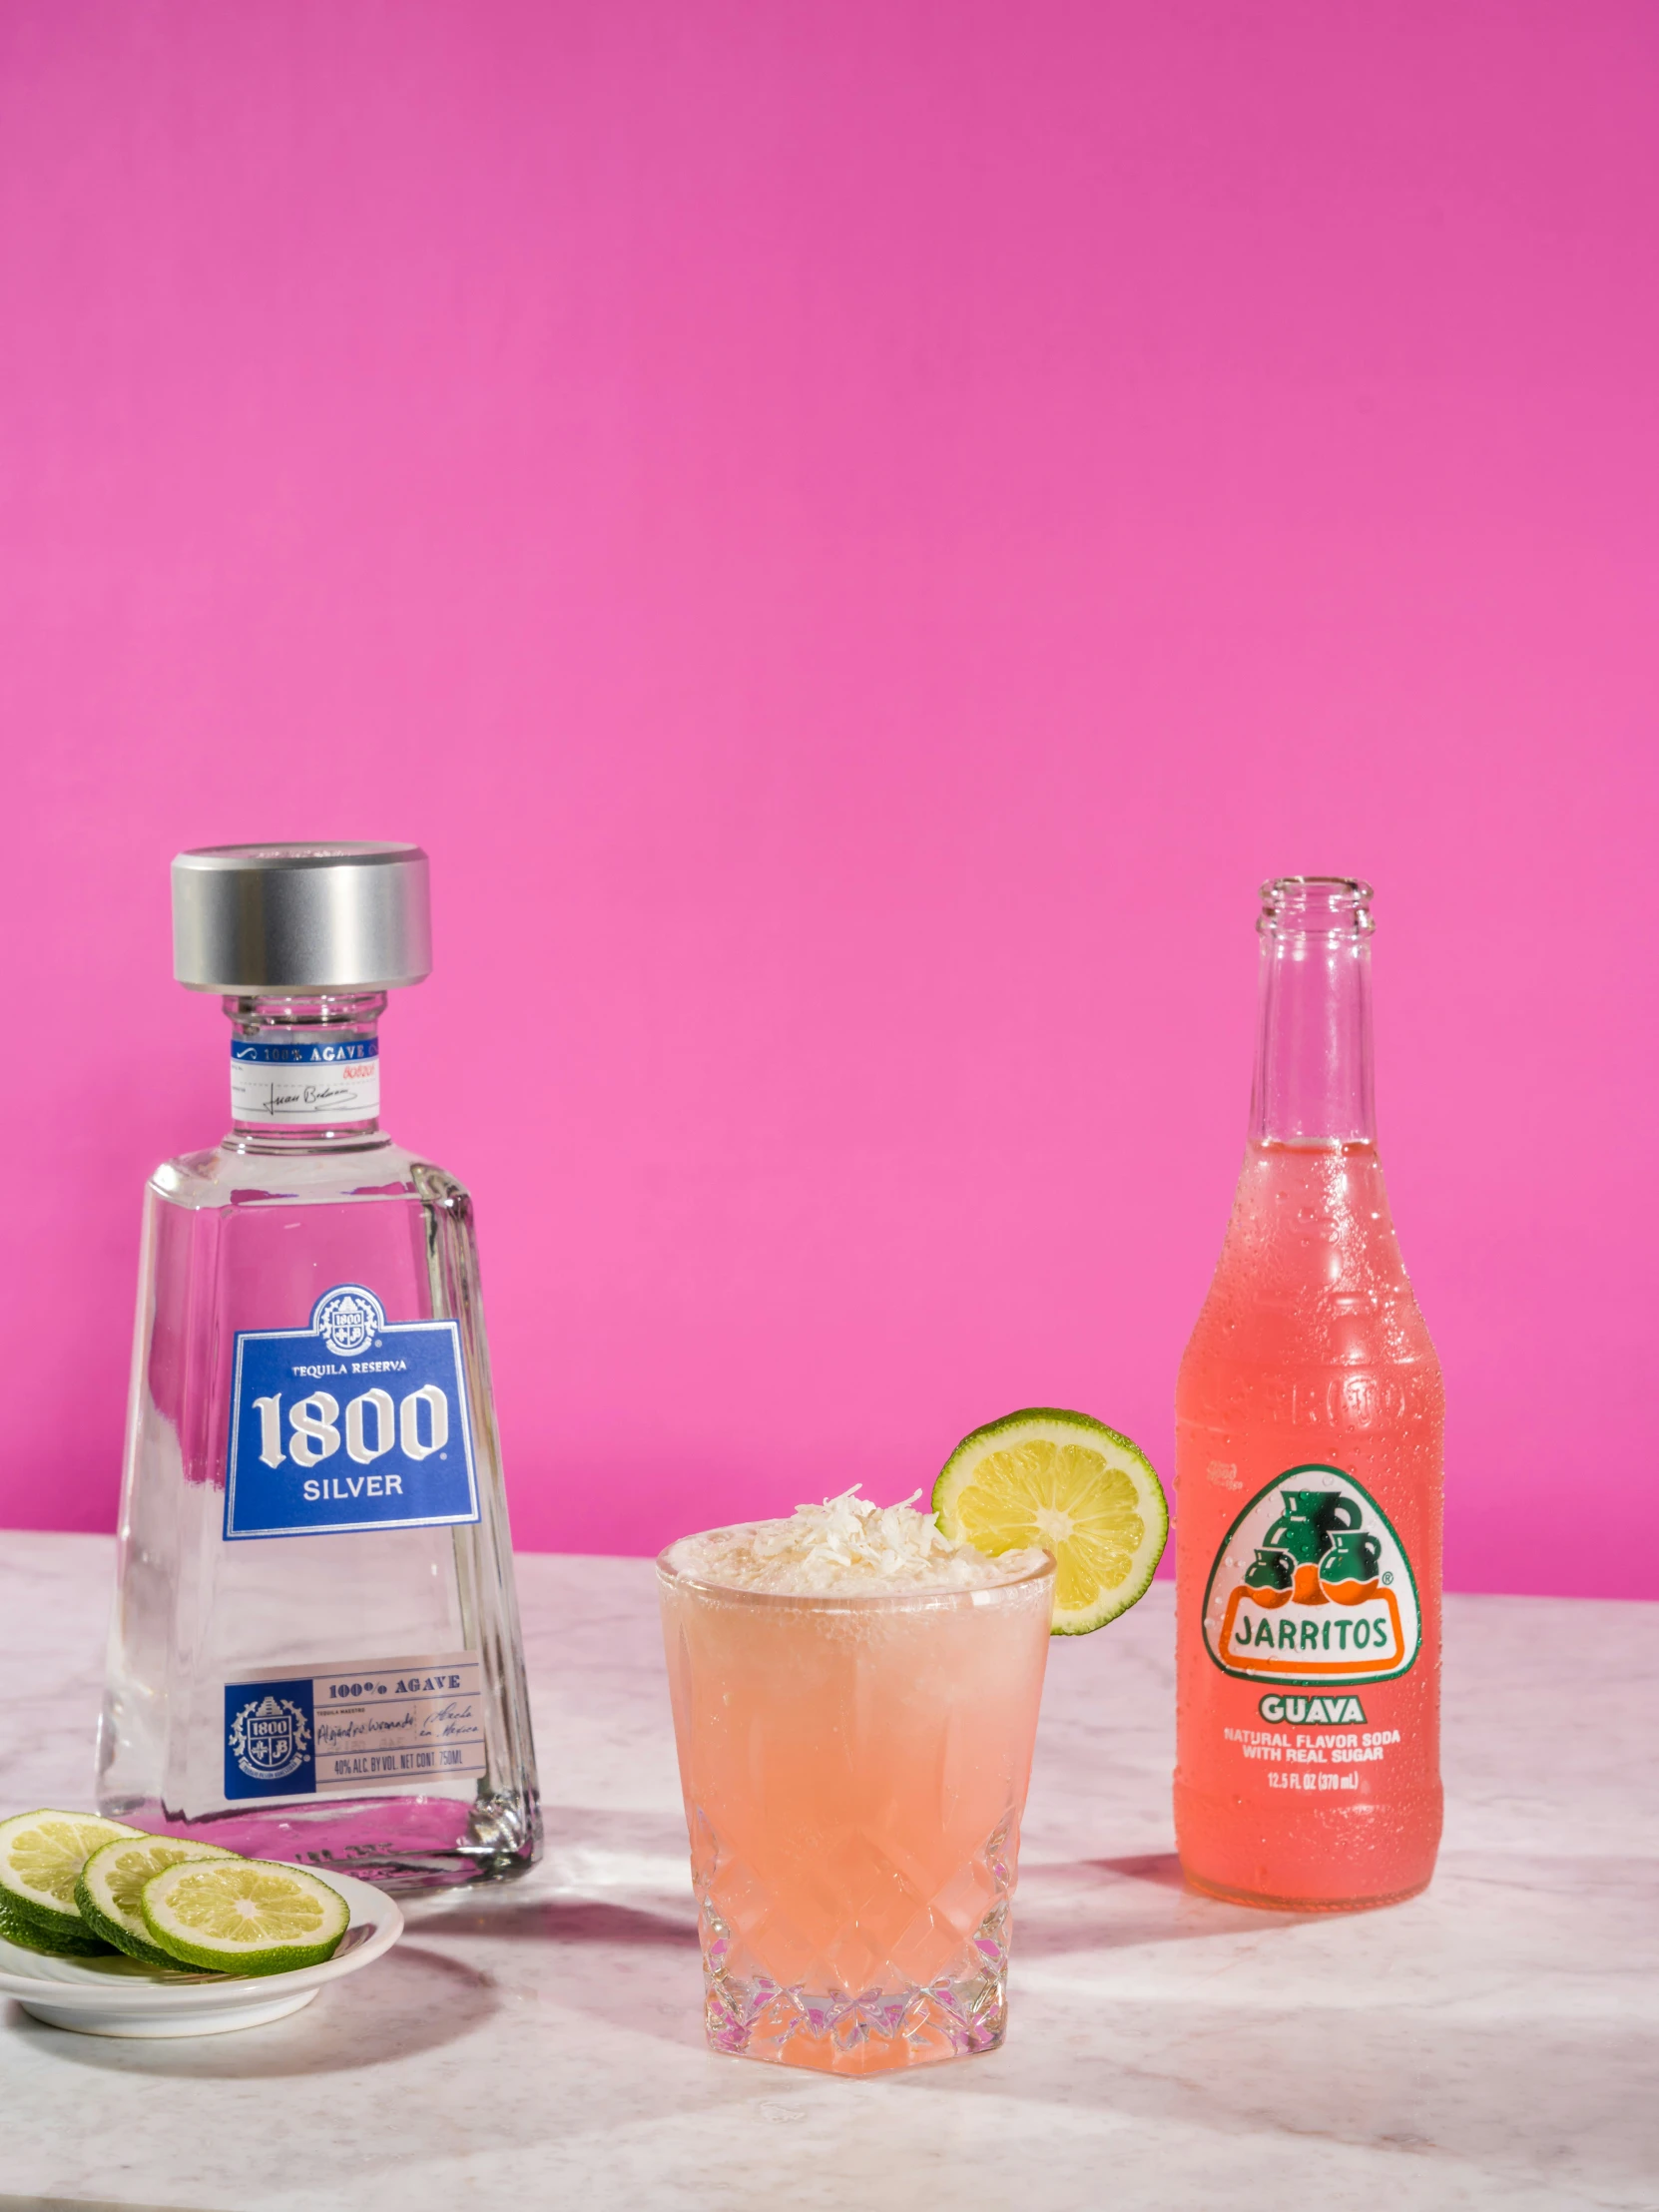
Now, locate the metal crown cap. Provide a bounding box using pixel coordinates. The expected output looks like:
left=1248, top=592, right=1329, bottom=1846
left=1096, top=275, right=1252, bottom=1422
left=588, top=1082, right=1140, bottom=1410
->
left=172, top=842, right=433, bottom=992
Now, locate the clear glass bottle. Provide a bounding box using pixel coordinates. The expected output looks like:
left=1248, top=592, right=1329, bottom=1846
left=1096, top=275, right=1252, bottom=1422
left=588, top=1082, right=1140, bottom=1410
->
left=1174, top=877, right=1442, bottom=1910
left=99, top=843, right=540, bottom=1891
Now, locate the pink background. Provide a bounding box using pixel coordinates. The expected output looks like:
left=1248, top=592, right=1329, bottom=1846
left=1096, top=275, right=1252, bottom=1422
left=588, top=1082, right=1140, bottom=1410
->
left=1, top=3, right=1654, bottom=1593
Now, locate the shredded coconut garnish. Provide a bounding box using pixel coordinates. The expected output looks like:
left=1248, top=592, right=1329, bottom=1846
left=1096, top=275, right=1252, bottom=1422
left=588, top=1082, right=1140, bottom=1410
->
left=665, top=1487, right=1048, bottom=1595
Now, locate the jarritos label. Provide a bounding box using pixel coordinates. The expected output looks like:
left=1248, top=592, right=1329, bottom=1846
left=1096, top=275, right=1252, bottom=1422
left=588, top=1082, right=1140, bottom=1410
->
left=1202, top=1463, right=1421, bottom=1688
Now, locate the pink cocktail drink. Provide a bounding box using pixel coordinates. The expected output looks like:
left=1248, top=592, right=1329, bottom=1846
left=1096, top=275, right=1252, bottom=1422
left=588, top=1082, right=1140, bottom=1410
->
left=659, top=1497, right=1053, bottom=2073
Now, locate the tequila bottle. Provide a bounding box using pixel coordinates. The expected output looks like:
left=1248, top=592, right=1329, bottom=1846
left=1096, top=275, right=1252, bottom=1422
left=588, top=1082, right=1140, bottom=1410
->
left=99, top=842, right=541, bottom=1890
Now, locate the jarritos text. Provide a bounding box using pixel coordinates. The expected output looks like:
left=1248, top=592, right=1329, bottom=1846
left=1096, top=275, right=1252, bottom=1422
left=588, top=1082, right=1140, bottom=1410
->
left=1202, top=1464, right=1421, bottom=1688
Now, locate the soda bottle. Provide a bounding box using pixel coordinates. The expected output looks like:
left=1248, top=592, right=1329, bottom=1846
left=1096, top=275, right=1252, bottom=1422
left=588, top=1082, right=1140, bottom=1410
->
left=1174, top=876, right=1442, bottom=1909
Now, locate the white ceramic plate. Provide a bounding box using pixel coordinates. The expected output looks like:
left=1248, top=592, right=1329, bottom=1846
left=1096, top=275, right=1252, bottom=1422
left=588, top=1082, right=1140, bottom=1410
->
left=0, top=1868, right=403, bottom=2037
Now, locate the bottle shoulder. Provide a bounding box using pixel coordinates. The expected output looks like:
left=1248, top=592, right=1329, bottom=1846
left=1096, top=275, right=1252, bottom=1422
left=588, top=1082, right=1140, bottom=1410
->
left=1179, top=1288, right=1442, bottom=1376
left=1177, top=1272, right=1444, bottom=1438
left=1179, top=1145, right=1441, bottom=1392
left=148, top=1135, right=470, bottom=1213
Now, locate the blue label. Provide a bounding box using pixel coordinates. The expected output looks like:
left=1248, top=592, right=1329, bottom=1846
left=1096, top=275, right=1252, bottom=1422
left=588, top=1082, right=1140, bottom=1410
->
left=231, top=1038, right=378, bottom=1064
left=225, top=1284, right=480, bottom=1540
left=225, top=1676, right=316, bottom=1799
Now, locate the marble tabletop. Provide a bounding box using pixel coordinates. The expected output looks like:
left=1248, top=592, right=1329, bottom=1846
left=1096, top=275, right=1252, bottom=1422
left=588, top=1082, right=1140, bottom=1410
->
left=0, top=1533, right=1654, bottom=2212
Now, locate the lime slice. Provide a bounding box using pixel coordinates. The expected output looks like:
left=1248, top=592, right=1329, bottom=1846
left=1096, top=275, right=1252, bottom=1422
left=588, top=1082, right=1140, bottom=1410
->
left=141, top=1859, right=349, bottom=1976
left=933, top=1406, right=1168, bottom=1634
left=76, top=1836, right=241, bottom=1968
left=0, top=1885, right=116, bottom=1958
left=0, top=1810, right=146, bottom=1943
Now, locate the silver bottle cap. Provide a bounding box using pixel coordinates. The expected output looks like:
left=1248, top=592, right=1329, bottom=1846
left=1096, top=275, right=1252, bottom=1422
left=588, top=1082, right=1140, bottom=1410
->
left=172, top=842, right=432, bottom=992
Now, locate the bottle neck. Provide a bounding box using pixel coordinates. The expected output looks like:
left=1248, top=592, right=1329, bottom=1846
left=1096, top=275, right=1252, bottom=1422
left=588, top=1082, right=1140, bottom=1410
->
left=224, top=992, right=387, bottom=1150
left=1249, top=880, right=1377, bottom=1147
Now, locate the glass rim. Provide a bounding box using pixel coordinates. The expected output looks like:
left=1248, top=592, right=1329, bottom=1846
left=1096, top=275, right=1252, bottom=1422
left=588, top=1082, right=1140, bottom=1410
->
left=654, top=1539, right=1056, bottom=1609
left=1260, top=873, right=1373, bottom=898
left=1259, top=875, right=1375, bottom=937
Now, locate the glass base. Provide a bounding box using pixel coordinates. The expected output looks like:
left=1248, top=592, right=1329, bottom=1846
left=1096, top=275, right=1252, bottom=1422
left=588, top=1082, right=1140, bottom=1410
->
left=1180, top=1863, right=1432, bottom=1914
left=706, top=1969, right=1007, bottom=2073
left=701, top=1896, right=1011, bottom=2074
left=105, top=1790, right=540, bottom=1894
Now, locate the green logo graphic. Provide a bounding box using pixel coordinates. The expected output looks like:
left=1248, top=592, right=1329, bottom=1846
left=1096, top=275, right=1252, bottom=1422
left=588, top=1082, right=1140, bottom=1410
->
left=1202, top=1464, right=1421, bottom=1689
